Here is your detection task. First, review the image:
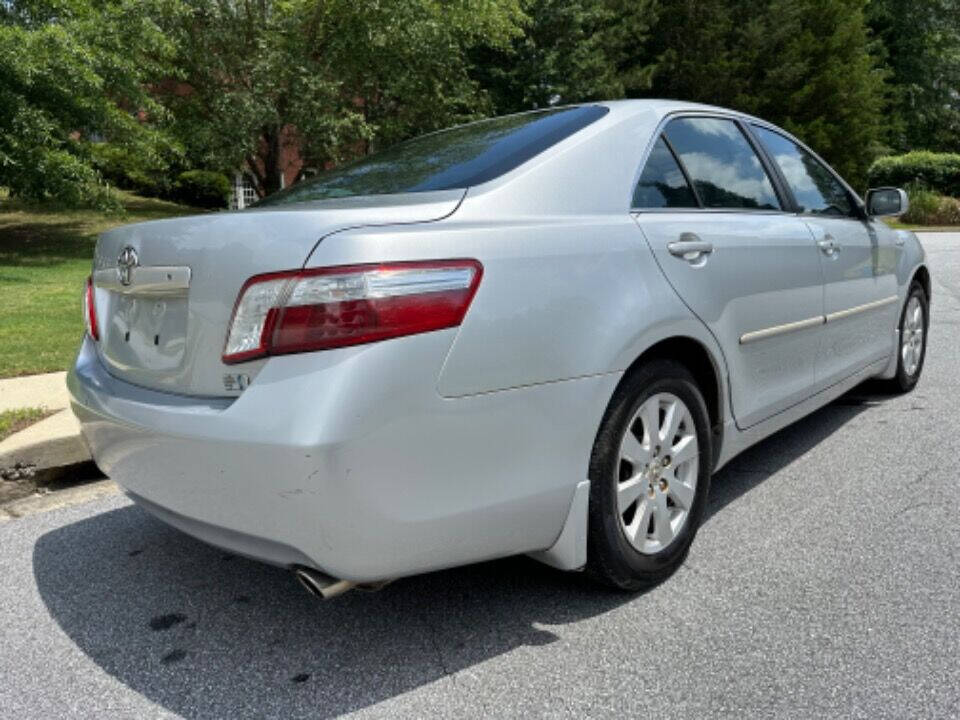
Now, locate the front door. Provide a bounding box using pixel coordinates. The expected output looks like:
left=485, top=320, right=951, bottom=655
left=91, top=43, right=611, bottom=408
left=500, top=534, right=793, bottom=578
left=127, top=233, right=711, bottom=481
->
left=750, top=125, right=900, bottom=388
left=632, top=116, right=826, bottom=429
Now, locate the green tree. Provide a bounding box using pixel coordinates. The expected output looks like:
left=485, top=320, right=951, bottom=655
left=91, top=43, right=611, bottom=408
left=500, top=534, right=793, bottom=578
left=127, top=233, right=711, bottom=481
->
left=160, top=0, right=526, bottom=198
left=642, top=0, right=757, bottom=107
left=0, top=1, right=175, bottom=209
left=746, top=0, right=887, bottom=186
left=641, top=0, right=886, bottom=187
left=471, top=0, right=661, bottom=113
left=868, top=0, right=960, bottom=153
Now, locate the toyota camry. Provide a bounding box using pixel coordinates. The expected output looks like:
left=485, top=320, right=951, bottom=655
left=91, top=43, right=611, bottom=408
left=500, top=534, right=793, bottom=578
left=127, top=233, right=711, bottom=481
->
left=68, top=100, right=930, bottom=596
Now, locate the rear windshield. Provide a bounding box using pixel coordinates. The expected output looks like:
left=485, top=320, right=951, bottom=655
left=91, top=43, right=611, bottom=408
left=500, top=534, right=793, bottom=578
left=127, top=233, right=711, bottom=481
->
left=254, top=105, right=608, bottom=206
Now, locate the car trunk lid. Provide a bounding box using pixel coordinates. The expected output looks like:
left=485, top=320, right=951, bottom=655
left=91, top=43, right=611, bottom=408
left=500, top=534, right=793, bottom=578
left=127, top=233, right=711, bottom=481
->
left=91, top=191, right=463, bottom=396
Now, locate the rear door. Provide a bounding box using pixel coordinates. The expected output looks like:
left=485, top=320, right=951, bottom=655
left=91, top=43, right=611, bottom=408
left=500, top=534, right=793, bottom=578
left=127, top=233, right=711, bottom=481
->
left=633, top=115, right=825, bottom=429
left=750, top=125, right=900, bottom=388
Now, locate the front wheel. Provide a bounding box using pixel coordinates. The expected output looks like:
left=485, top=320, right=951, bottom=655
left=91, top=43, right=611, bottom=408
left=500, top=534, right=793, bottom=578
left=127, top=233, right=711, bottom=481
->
left=885, top=283, right=929, bottom=393
left=586, top=360, right=712, bottom=591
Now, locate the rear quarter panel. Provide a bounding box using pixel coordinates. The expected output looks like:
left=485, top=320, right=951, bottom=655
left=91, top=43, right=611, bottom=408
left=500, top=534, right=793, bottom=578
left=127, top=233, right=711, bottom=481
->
left=305, top=215, right=726, bottom=400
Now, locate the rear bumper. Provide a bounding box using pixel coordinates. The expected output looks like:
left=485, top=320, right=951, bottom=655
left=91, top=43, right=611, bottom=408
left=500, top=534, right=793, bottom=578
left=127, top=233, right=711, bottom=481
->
left=68, top=335, right=618, bottom=581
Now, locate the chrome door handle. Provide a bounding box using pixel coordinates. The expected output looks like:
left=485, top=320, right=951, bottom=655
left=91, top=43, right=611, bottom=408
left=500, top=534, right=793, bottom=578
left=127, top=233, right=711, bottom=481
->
left=668, top=234, right=714, bottom=261
left=817, top=236, right=840, bottom=256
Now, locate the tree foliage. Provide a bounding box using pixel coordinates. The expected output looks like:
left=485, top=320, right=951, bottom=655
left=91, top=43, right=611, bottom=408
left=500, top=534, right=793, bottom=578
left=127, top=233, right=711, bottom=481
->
left=868, top=0, right=960, bottom=153
left=0, top=0, right=176, bottom=209
left=160, top=0, right=526, bottom=197
left=2, top=0, right=958, bottom=208
left=478, top=0, right=890, bottom=187
left=470, top=0, right=660, bottom=111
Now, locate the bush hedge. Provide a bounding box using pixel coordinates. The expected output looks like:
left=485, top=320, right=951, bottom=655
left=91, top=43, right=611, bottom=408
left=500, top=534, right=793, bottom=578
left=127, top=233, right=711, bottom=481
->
left=89, top=143, right=173, bottom=200
left=867, top=151, right=960, bottom=197
left=903, top=186, right=960, bottom=226
left=172, top=170, right=231, bottom=209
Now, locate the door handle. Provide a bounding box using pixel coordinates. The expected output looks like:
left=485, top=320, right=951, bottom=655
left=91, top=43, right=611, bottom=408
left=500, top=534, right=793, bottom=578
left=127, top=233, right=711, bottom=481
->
left=668, top=233, right=714, bottom=261
left=817, top=236, right=840, bottom=256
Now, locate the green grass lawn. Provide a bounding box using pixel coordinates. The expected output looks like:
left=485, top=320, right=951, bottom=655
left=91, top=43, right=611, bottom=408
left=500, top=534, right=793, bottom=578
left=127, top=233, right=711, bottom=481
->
left=0, top=193, right=200, bottom=378
left=888, top=221, right=960, bottom=232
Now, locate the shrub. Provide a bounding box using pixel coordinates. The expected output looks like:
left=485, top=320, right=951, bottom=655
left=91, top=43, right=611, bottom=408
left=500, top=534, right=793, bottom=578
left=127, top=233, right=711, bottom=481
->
left=867, top=151, right=960, bottom=197
left=89, top=143, right=175, bottom=199
left=7, top=147, right=122, bottom=213
left=903, top=185, right=960, bottom=226
left=172, top=170, right=231, bottom=209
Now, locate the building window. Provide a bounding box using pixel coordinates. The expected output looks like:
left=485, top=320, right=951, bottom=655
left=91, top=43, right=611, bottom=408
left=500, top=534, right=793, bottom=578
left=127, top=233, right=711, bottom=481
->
left=230, top=173, right=258, bottom=210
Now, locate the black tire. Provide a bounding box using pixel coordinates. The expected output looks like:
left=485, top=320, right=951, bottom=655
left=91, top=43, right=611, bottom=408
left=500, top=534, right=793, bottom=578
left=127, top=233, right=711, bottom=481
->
left=884, top=282, right=929, bottom=394
left=586, top=359, right=713, bottom=591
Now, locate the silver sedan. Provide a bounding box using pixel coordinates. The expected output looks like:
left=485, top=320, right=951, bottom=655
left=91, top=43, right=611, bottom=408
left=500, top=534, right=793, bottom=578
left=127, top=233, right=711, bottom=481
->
left=68, top=100, right=930, bottom=596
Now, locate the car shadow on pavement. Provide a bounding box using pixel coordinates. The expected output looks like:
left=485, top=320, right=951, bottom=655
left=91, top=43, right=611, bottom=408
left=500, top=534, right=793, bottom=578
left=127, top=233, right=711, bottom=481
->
left=704, top=381, right=889, bottom=523
left=31, top=382, right=890, bottom=719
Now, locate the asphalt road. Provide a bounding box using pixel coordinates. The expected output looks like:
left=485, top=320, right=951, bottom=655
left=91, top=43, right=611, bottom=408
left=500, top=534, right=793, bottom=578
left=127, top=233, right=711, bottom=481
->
left=1, top=234, right=958, bottom=719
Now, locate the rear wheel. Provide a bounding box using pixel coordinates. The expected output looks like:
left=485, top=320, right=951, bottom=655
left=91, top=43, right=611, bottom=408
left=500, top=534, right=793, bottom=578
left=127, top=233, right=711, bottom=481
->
left=885, top=283, right=928, bottom=393
left=586, top=360, right=712, bottom=590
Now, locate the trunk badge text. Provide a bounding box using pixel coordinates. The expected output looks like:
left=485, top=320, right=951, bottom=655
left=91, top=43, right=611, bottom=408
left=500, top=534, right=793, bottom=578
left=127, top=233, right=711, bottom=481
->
left=223, top=373, right=251, bottom=392
left=117, top=246, right=139, bottom=286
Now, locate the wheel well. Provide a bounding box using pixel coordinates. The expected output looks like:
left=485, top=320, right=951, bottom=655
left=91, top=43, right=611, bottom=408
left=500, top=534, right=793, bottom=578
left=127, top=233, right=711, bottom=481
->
left=621, top=337, right=724, bottom=466
left=912, top=265, right=931, bottom=301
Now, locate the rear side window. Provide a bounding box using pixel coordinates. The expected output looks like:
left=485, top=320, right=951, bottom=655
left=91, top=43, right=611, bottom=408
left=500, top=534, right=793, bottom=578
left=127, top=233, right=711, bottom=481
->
left=663, top=117, right=780, bottom=210
left=255, top=105, right=609, bottom=206
left=632, top=137, right=699, bottom=208
left=751, top=125, right=855, bottom=217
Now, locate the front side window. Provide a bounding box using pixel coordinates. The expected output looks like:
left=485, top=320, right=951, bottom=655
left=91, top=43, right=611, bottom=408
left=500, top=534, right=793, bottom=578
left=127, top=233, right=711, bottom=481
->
left=255, top=105, right=609, bottom=206
left=751, top=125, right=855, bottom=217
left=632, top=136, right=699, bottom=208
left=663, top=117, right=781, bottom=210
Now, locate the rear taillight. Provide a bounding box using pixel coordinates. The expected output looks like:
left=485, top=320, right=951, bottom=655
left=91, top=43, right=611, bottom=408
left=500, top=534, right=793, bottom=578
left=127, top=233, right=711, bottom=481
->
left=84, top=275, right=100, bottom=341
left=222, top=259, right=483, bottom=364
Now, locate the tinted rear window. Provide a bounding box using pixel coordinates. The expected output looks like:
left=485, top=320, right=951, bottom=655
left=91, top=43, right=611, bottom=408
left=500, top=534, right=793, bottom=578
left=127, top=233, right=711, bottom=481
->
left=255, top=105, right=609, bottom=206
left=664, top=117, right=780, bottom=210
left=633, top=136, right=700, bottom=208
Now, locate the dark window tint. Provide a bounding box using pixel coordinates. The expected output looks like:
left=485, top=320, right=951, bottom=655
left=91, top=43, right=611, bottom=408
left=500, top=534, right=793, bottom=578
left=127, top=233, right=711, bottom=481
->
left=663, top=117, right=780, bottom=210
left=751, top=125, right=854, bottom=217
left=255, top=106, right=609, bottom=206
left=633, top=136, right=699, bottom=208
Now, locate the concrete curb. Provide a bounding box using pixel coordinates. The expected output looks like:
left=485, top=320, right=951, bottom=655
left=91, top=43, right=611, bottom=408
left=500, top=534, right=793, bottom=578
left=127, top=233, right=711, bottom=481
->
left=0, top=479, right=119, bottom=522
left=0, top=371, right=69, bottom=414
left=0, top=372, right=92, bottom=505
left=0, top=408, right=90, bottom=481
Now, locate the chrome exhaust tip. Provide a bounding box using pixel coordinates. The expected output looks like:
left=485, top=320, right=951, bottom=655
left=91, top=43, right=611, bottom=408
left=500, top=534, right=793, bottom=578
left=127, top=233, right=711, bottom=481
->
left=294, top=567, right=356, bottom=600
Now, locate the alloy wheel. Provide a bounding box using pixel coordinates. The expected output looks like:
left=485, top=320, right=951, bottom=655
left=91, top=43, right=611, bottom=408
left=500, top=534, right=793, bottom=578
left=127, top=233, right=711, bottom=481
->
left=901, top=295, right=925, bottom=378
left=616, top=392, right=699, bottom=555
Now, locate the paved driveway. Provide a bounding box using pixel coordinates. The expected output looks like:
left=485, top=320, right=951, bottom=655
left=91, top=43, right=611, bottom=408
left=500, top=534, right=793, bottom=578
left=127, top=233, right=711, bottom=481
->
left=1, top=234, right=958, bottom=719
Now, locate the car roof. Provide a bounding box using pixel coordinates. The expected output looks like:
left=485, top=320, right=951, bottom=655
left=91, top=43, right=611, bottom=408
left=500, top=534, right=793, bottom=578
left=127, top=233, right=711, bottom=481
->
left=593, top=98, right=764, bottom=124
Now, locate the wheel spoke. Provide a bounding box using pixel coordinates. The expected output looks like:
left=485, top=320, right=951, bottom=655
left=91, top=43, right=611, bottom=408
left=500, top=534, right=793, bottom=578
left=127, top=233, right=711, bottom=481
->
left=627, top=499, right=653, bottom=543
left=667, top=478, right=694, bottom=510
left=617, top=475, right=646, bottom=514
left=641, top=397, right=661, bottom=447
left=911, top=303, right=922, bottom=329
left=653, top=492, right=673, bottom=546
left=620, top=430, right=651, bottom=465
left=671, top=434, right=698, bottom=467
left=660, top=400, right=682, bottom=444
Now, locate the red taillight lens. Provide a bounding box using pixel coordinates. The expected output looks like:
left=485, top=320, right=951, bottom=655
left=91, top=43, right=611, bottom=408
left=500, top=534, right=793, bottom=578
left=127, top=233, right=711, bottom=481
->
left=84, top=275, right=100, bottom=341
left=222, top=260, right=483, bottom=364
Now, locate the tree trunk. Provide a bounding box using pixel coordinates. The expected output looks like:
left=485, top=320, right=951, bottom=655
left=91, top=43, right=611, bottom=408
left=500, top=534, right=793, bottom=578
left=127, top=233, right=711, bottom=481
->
left=261, top=125, right=284, bottom=197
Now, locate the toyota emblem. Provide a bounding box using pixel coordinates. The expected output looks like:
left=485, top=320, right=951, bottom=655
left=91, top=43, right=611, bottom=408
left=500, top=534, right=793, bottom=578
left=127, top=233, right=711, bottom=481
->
left=117, top=246, right=139, bottom=286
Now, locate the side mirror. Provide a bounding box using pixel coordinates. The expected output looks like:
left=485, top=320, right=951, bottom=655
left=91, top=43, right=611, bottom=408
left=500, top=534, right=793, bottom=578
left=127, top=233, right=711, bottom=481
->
left=866, top=187, right=909, bottom=218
